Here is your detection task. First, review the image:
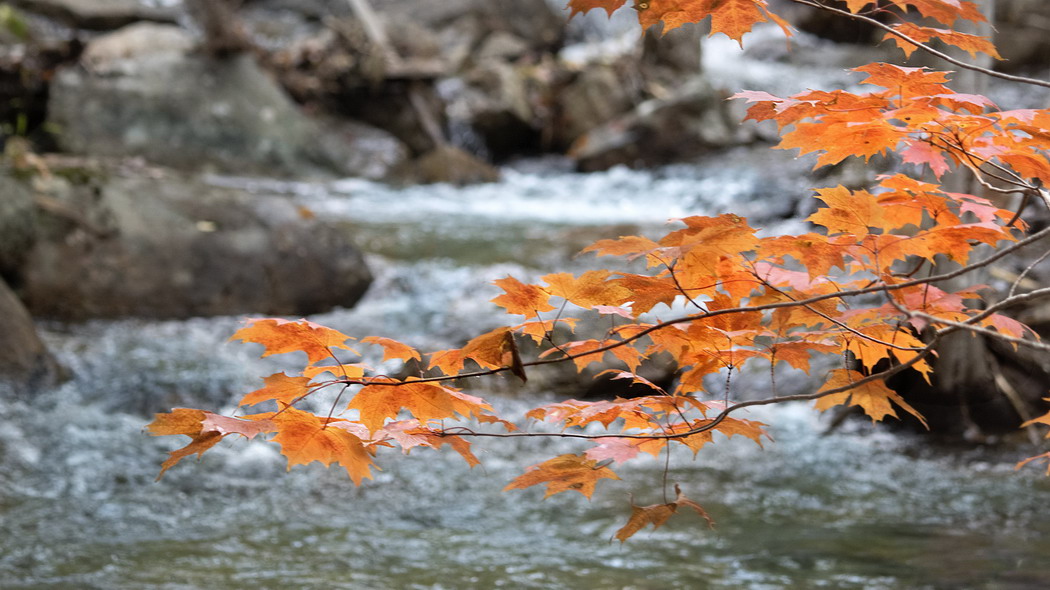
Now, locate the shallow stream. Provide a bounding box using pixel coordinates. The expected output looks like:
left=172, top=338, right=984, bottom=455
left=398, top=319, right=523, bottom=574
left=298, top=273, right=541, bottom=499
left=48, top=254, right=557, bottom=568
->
left=4, top=24, right=1050, bottom=589
left=3, top=153, right=1049, bottom=589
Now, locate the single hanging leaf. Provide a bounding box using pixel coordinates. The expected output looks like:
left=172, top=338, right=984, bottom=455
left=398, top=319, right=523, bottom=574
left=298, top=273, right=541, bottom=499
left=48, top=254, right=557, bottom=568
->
left=503, top=453, right=620, bottom=499
left=230, top=318, right=357, bottom=365
left=615, top=484, right=715, bottom=541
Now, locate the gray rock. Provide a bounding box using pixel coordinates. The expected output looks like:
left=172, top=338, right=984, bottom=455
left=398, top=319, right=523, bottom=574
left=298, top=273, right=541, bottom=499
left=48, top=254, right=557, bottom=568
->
left=80, top=22, right=194, bottom=72
left=0, top=170, right=37, bottom=280
left=0, top=277, right=63, bottom=397
left=15, top=165, right=373, bottom=320
left=316, top=118, right=411, bottom=181
left=49, top=47, right=397, bottom=178
left=378, top=0, right=565, bottom=49
left=9, top=0, right=175, bottom=29
left=570, top=77, right=737, bottom=171
left=412, top=145, right=500, bottom=185
left=557, top=63, right=639, bottom=145
left=476, top=31, right=531, bottom=62
left=441, top=60, right=540, bottom=159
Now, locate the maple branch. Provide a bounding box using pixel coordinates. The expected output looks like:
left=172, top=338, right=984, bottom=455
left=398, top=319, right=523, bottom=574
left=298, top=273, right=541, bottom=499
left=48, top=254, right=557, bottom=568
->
left=921, top=311, right=1050, bottom=352
left=328, top=221, right=1050, bottom=392
left=436, top=338, right=939, bottom=442
left=931, top=133, right=1035, bottom=194
left=788, top=0, right=1050, bottom=90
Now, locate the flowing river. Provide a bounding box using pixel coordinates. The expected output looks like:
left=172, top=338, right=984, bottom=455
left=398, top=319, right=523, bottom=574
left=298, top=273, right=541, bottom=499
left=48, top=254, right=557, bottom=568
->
left=3, top=152, right=1049, bottom=589
left=5, top=21, right=1050, bottom=589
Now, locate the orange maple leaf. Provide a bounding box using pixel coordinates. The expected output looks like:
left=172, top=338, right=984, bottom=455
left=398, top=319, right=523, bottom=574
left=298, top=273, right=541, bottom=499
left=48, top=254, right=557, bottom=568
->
left=885, top=23, right=1001, bottom=60
left=361, top=336, right=422, bottom=363
left=503, top=453, right=620, bottom=498
left=807, top=186, right=884, bottom=236
left=271, top=407, right=376, bottom=485
left=239, top=372, right=312, bottom=406
left=491, top=276, right=556, bottom=319
left=815, top=369, right=927, bottom=427
left=615, top=484, right=715, bottom=541
left=348, top=379, right=493, bottom=432
left=888, top=0, right=986, bottom=26
left=566, top=0, right=627, bottom=18
left=146, top=408, right=222, bottom=480
left=230, top=318, right=357, bottom=365
left=544, top=270, right=633, bottom=309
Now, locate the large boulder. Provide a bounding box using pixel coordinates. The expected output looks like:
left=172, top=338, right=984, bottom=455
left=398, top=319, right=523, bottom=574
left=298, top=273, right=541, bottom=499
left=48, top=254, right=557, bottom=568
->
left=12, top=162, right=373, bottom=320
left=48, top=23, right=408, bottom=179
left=0, top=277, right=63, bottom=397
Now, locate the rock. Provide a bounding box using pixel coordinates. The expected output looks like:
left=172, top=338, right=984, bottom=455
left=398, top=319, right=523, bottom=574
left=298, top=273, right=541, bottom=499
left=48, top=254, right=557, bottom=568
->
left=8, top=0, right=175, bottom=30
left=0, top=170, right=37, bottom=282
left=570, top=77, right=736, bottom=171
left=556, top=63, right=639, bottom=145
left=476, top=31, right=531, bottom=62
left=640, top=24, right=703, bottom=80
left=12, top=164, right=373, bottom=320
left=0, top=276, right=64, bottom=397
left=378, top=0, right=565, bottom=51
left=80, top=22, right=194, bottom=72
left=441, top=60, right=542, bottom=160
left=412, top=145, right=500, bottom=185
left=49, top=44, right=394, bottom=178
left=314, top=118, right=411, bottom=181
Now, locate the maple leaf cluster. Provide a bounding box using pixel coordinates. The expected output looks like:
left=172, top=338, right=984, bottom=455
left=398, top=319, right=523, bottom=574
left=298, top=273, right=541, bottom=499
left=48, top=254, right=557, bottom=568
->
left=148, top=0, right=1050, bottom=540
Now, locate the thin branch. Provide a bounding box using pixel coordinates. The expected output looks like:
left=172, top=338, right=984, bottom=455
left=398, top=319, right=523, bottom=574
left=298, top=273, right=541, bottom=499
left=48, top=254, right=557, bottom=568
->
left=436, top=337, right=939, bottom=442
left=1009, top=249, right=1050, bottom=299
left=787, top=0, right=1050, bottom=89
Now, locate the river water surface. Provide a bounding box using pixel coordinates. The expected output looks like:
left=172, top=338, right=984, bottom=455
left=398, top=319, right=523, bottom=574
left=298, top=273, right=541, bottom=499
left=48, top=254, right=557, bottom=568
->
left=5, top=24, right=1050, bottom=589
left=2, top=153, right=1049, bottom=589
